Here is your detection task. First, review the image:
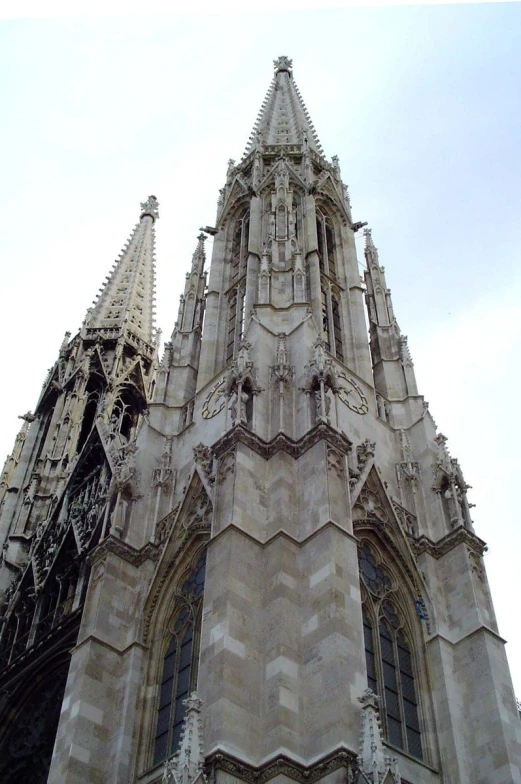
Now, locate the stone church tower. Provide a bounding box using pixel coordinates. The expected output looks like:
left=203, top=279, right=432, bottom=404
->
left=0, top=56, right=519, bottom=784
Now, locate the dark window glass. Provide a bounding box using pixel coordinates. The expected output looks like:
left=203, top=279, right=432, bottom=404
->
left=326, top=222, right=336, bottom=279
left=407, top=728, right=423, bottom=758
left=388, top=716, right=403, bottom=747
left=359, top=545, right=392, bottom=596
left=359, top=548, right=423, bottom=762
left=317, top=217, right=325, bottom=273
left=321, top=286, right=330, bottom=350
left=332, top=297, right=343, bottom=361
left=153, top=552, right=206, bottom=765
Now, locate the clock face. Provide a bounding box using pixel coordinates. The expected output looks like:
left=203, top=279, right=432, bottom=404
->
left=337, top=374, right=369, bottom=415
left=202, top=379, right=226, bottom=420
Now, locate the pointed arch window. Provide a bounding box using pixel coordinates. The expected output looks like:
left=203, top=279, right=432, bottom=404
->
left=153, top=551, right=206, bottom=766
left=331, top=294, right=343, bottom=361
left=316, top=209, right=337, bottom=281
left=359, top=543, right=423, bottom=761
left=316, top=209, right=344, bottom=362
left=226, top=211, right=249, bottom=363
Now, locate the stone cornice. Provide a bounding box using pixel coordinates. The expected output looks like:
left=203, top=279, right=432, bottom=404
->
left=212, top=423, right=352, bottom=461
left=411, top=526, right=487, bottom=559
left=427, top=624, right=506, bottom=648
left=88, top=535, right=160, bottom=568
left=206, top=747, right=356, bottom=784
left=209, top=520, right=357, bottom=550
left=72, top=633, right=149, bottom=658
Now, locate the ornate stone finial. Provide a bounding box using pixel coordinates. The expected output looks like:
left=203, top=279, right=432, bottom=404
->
left=313, top=337, right=327, bottom=373
left=399, top=429, right=412, bottom=462
left=357, top=689, right=400, bottom=783
left=276, top=334, right=288, bottom=367
left=273, top=55, right=293, bottom=75
left=227, top=159, right=236, bottom=179
left=363, top=227, right=375, bottom=250
left=140, top=195, right=160, bottom=222
left=193, top=443, right=214, bottom=485
left=191, top=234, right=206, bottom=272
left=399, top=335, right=414, bottom=367
left=162, top=692, right=205, bottom=784
left=235, top=341, right=252, bottom=379
left=60, top=331, right=71, bottom=352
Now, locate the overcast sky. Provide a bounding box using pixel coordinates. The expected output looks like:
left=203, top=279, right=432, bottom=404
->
left=1, top=3, right=521, bottom=696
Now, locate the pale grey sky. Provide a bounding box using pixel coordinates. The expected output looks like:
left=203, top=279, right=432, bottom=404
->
left=1, top=4, right=520, bottom=695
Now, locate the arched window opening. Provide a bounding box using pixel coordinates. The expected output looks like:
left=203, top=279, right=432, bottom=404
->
left=332, top=295, right=343, bottom=361
left=111, top=396, right=133, bottom=442
left=226, top=284, right=245, bottom=364
left=226, top=211, right=249, bottom=364
left=153, top=551, right=206, bottom=766
left=230, top=213, right=249, bottom=285
left=231, top=223, right=242, bottom=284
left=110, top=388, right=143, bottom=443
left=77, top=378, right=103, bottom=454
left=325, top=220, right=336, bottom=279
left=316, top=210, right=344, bottom=361
left=292, top=196, right=300, bottom=240
left=242, top=380, right=254, bottom=428
left=226, top=290, right=238, bottom=363
left=440, top=475, right=452, bottom=523
left=363, top=609, right=377, bottom=694
left=316, top=210, right=338, bottom=280
left=33, top=399, right=57, bottom=467
left=321, top=286, right=330, bottom=351
left=359, top=543, right=423, bottom=761
left=316, top=217, right=325, bottom=274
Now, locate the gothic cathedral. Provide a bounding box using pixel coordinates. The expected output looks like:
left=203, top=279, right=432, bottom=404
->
left=0, top=56, right=519, bottom=784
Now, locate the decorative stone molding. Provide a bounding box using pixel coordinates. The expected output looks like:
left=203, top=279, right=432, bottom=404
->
left=411, top=526, right=487, bottom=559
left=212, top=422, right=352, bottom=462
left=206, top=747, right=356, bottom=784
left=399, top=335, right=414, bottom=369
left=193, top=443, right=215, bottom=486
left=224, top=342, right=263, bottom=426
left=349, top=440, right=375, bottom=504
left=391, top=499, right=418, bottom=537
left=217, top=450, right=235, bottom=482
left=327, top=446, right=345, bottom=479
left=153, top=438, right=174, bottom=490
left=357, top=439, right=375, bottom=472
left=270, top=334, right=293, bottom=387
left=88, top=535, right=160, bottom=568
left=431, top=434, right=474, bottom=528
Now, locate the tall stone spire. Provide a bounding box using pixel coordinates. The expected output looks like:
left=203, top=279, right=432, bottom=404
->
left=84, top=195, right=158, bottom=348
left=364, top=228, right=418, bottom=400
left=243, top=55, right=324, bottom=157
left=155, top=234, right=207, bottom=423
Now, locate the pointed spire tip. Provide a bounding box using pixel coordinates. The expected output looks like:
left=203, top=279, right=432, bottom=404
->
left=140, top=195, right=160, bottom=222
left=273, top=55, right=293, bottom=77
